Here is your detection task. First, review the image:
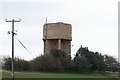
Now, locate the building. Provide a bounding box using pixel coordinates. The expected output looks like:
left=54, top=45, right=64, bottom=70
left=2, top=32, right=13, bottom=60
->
left=43, top=22, right=72, bottom=55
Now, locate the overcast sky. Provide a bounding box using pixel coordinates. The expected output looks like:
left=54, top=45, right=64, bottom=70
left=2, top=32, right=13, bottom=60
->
left=0, top=0, right=119, bottom=60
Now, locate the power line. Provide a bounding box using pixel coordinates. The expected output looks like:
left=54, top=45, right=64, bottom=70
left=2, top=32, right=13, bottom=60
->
left=15, top=36, right=36, bottom=58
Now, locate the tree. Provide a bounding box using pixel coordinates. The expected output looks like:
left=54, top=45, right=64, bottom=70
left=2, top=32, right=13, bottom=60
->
left=74, top=46, right=105, bottom=72
left=74, top=55, right=91, bottom=73
left=50, top=49, right=74, bottom=72
left=104, top=55, right=118, bottom=72
left=50, top=48, right=68, bottom=58
left=3, top=47, right=119, bottom=74
left=2, top=57, right=11, bottom=70
left=3, top=57, right=30, bottom=71
left=31, top=54, right=63, bottom=72
left=88, top=52, right=105, bottom=71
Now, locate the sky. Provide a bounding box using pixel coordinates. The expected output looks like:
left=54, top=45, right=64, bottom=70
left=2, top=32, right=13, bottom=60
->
left=0, top=0, right=119, bottom=60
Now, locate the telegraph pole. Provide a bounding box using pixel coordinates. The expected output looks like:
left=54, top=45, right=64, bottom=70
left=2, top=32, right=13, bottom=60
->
left=6, top=19, right=21, bottom=80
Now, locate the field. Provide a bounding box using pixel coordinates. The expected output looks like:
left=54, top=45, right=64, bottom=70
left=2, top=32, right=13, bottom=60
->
left=0, top=69, right=1, bottom=79
left=1, top=70, right=119, bottom=80
left=2, top=70, right=109, bottom=78
left=2, top=70, right=119, bottom=80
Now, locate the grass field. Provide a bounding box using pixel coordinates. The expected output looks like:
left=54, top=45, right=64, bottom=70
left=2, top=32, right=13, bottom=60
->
left=2, top=70, right=109, bottom=78
left=0, top=69, right=1, bottom=79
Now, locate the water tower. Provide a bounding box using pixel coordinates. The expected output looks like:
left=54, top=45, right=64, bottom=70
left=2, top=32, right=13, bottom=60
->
left=43, top=22, right=72, bottom=55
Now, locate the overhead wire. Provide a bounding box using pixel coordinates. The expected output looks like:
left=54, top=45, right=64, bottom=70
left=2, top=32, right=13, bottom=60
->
left=15, top=36, right=36, bottom=58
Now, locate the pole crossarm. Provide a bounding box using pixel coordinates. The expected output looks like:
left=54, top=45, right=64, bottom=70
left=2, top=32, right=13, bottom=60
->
left=6, top=19, right=21, bottom=22
left=6, top=20, right=21, bottom=22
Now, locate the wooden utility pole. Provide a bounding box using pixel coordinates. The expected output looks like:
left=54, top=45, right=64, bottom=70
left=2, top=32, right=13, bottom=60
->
left=6, top=19, right=21, bottom=80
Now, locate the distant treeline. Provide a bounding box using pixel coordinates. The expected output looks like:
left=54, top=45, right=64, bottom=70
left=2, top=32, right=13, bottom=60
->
left=2, top=46, right=120, bottom=73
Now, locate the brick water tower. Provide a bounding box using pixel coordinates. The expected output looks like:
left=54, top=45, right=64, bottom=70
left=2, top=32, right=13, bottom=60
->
left=43, top=22, right=72, bottom=55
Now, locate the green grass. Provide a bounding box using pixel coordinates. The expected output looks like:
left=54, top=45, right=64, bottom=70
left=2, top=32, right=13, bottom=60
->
left=0, top=69, right=1, bottom=79
left=2, top=70, right=109, bottom=78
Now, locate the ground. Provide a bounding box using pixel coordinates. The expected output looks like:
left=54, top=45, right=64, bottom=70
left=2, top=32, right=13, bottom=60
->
left=2, top=70, right=108, bottom=78
left=0, top=69, right=1, bottom=79
left=1, top=70, right=119, bottom=80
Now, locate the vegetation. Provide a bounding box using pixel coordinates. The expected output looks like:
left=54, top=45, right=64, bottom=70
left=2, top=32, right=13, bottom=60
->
left=2, top=57, right=30, bottom=71
left=2, top=70, right=108, bottom=78
left=2, top=46, right=119, bottom=76
left=74, top=47, right=105, bottom=72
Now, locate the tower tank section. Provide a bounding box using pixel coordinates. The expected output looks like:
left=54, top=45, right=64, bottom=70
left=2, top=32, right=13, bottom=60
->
left=43, top=22, right=72, bottom=55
